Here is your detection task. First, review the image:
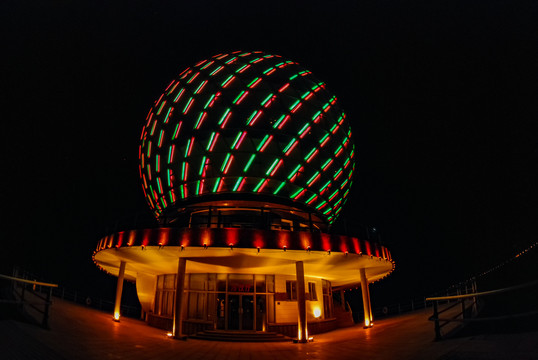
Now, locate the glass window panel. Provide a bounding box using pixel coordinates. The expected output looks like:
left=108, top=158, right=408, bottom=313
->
left=164, top=274, right=176, bottom=290
left=266, top=275, right=275, bottom=293
left=217, top=274, right=227, bottom=292
left=208, top=273, right=216, bottom=291
left=157, top=275, right=164, bottom=290
left=190, top=274, right=206, bottom=290
left=255, top=274, right=266, bottom=293
left=228, top=274, right=253, bottom=293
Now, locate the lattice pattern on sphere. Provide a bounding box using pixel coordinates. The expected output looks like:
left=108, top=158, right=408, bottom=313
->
left=139, top=51, right=355, bottom=224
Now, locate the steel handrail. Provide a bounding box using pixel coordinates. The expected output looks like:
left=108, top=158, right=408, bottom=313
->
left=427, top=279, right=538, bottom=340
left=0, top=274, right=58, bottom=288
left=426, top=279, right=538, bottom=302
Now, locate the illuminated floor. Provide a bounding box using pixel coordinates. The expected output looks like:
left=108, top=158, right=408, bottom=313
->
left=2, top=299, right=537, bottom=360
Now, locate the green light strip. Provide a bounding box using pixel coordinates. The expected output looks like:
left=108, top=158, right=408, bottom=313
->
left=283, top=138, right=297, bottom=153
left=273, top=181, right=286, bottom=195
left=287, top=164, right=302, bottom=180
left=233, top=177, right=244, bottom=191
left=244, top=154, right=256, bottom=172
left=253, top=178, right=266, bottom=192
left=256, top=134, right=270, bottom=152
left=221, top=153, right=232, bottom=172
left=290, top=187, right=304, bottom=199
left=199, top=156, right=207, bottom=176
left=265, top=158, right=280, bottom=176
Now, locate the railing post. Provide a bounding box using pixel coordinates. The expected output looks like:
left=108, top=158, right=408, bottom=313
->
left=461, top=298, right=466, bottom=319
left=433, top=301, right=441, bottom=341
left=42, top=287, right=52, bottom=328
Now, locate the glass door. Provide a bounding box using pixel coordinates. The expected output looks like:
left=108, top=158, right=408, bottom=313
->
left=227, top=294, right=254, bottom=330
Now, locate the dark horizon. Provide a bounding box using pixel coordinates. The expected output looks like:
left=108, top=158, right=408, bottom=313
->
left=2, top=0, right=537, bottom=308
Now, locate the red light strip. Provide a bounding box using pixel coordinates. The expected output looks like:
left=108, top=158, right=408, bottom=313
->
left=284, top=139, right=298, bottom=156
left=183, top=97, right=195, bottom=114
left=246, top=110, right=263, bottom=126
left=278, top=83, right=290, bottom=93
left=222, top=155, right=234, bottom=174
left=234, top=90, right=249, bottom=105
left=233, top=131, right=247, bottom=150
left=173, top=88, right=185, bottom=103
left=195, top=112, right=207, bottom=129
left=207, top=132, right=219, bottom=152
left=163, top=107, right=174, bottom=123
left=194, top=80, right=208, bottom=94
left=186, top=137, right=195, bottom=157
left=305, top=149, right=319, bottom=163
left=258, top=135, right=273, bottom=152
left=186, top=72, right=200, bottom=84
left=172, top=121, right=183, bottom=140
left=277, top=115, right=291, bottom=130
left=220, top=111, right=232, bottom=129
left=248, top=77, right=262, bottom=88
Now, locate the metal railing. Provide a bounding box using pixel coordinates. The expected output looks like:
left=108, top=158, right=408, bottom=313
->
left=426, top=279, right=538, bottom=340
left=0, top=274, right=58, bottom=329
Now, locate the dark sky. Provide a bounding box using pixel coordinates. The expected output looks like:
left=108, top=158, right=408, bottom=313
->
left=2, top=0, right=537, bottom=304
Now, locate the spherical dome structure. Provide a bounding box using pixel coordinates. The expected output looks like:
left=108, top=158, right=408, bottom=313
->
left=139, top=51, right=355, bottom=225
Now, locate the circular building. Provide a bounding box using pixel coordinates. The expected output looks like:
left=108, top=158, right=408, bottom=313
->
left=93, top=51, right=394, bottom=340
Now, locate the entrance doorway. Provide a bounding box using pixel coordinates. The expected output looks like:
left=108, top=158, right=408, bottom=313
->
left=227, top=295, right=254, bottom=330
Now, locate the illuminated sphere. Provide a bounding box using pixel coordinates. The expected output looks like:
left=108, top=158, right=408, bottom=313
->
left=139, top=51, right=355, bottom=225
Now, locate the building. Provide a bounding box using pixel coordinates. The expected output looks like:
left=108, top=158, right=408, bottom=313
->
left=92, top=51, right=394, bottom=341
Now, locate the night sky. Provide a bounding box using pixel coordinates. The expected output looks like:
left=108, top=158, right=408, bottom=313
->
left=2, top=1, right=537, bottom=306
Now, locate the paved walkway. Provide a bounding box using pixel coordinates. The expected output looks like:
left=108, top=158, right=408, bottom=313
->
left=1, top=299, right=537, bottom=359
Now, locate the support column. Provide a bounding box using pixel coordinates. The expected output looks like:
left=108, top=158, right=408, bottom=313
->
left=359, top=268, right=373, bottom=328
left=113, top=261, right=126, bottom=321
left=296, top=261, right=308, bottom=342
left=340, top=289, right=346, bottom=310
left=173, top=257, right=187, bottom=339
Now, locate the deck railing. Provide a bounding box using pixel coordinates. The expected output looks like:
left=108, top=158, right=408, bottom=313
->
left=426, top=279, right=538, bottom=340
left=0, top=273, right=58, bottom=328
